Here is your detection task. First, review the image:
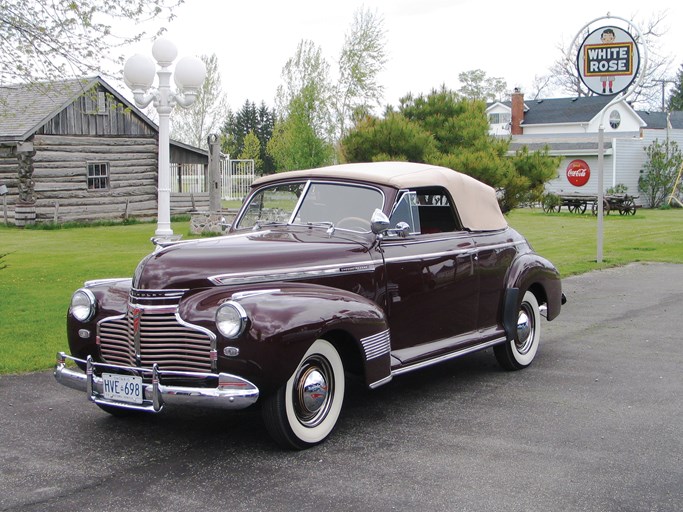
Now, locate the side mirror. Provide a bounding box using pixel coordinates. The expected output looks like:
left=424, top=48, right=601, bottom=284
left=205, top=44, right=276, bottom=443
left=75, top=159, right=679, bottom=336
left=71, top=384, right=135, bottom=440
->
left=370, top=209, right=390, bottom=235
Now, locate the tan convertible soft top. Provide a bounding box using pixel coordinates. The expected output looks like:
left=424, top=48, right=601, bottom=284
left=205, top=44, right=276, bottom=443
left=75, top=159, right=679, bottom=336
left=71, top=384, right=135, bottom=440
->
left=251, top=162, right=507, bottom=231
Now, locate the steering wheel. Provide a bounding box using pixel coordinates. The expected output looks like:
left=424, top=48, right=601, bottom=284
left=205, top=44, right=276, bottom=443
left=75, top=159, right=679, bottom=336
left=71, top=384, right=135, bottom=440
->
left=336, top=217, right=371, bottom=231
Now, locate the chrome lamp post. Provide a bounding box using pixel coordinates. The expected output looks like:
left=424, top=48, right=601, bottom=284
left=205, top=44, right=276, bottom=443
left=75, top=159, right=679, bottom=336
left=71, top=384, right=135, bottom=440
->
left=123, top=37, right=206, bottom=238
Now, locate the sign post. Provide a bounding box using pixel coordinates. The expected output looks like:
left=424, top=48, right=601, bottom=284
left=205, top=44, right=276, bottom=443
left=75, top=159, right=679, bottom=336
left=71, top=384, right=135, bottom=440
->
left=573, top=16, right=646, bottom=263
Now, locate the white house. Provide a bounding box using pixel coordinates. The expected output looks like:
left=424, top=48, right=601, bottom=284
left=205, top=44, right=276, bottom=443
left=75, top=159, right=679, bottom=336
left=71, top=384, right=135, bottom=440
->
left=487, top=90, right=683, bottom=206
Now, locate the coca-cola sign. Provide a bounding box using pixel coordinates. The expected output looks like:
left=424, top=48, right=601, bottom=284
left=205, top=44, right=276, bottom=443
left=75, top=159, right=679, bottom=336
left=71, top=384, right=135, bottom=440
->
left=566, top=159, right=591, bottom=187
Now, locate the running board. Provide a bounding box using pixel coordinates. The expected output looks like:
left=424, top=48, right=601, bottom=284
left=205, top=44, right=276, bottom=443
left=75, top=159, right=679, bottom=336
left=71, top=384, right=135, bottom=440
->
left=390, top=337, right=506, bottom=377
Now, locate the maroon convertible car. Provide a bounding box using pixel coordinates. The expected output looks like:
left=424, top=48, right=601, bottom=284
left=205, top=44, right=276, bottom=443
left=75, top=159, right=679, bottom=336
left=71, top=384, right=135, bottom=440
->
left=56, top=162, right=564, bottom=449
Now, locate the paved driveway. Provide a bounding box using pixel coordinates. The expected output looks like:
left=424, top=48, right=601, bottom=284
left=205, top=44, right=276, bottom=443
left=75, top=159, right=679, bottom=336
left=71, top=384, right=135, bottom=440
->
left=1, top=263, right=681, bottom=512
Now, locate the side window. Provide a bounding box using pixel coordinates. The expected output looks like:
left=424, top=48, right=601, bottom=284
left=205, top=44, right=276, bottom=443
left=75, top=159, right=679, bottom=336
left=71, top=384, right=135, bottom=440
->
left=415, top=187, right=461, bottom=233
left=389, top=191, right=421, bottom=234
left=237, top=183, right=305, bottom=228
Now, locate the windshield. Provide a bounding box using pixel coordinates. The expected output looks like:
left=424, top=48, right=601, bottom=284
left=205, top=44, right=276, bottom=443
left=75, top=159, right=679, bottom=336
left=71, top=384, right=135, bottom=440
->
left=236, top=181, right=384, bottom=232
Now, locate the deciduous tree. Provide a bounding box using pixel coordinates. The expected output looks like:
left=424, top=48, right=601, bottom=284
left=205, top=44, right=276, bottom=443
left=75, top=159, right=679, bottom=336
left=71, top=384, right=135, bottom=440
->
left=238, top=131, right=263, bottom=174
left=334, top=7, right=387, bottom=140
left=457, top=69, right=508, bottom=102
left=268, top=85, right=334, bottom=172
left=275, top=39, right=333, bottom=142
left=0, top=0, right=180, bottom=85
left=171, top=53, right=228, bottom=149
left=639, top=138, right=683, bottom=207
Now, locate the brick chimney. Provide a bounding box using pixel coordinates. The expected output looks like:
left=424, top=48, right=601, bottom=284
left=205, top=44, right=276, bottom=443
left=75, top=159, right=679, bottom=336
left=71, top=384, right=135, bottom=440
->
left=511, top=88, right=524, bottom=135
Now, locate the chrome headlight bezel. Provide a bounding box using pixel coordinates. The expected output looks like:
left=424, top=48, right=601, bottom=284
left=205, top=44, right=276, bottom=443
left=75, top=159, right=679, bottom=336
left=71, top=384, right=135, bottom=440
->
left=70, top=288, right=96, bottom=323
left=216, top=301, right=248, bottom=339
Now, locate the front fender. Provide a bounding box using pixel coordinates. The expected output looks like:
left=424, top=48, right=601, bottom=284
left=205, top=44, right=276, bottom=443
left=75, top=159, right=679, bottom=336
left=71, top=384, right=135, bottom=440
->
left=180, top=283, right=391, bottom=395
left=505, top=253, right=563, bottom=321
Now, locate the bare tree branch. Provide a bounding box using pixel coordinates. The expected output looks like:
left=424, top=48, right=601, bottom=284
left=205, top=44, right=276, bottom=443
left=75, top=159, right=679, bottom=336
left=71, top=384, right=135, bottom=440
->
left=0, top=0, right=181, bottom=85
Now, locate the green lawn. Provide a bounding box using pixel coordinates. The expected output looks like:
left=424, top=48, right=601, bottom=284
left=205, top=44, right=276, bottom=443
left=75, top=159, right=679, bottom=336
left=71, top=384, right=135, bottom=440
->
left=1, top=208, right=681, bottom=374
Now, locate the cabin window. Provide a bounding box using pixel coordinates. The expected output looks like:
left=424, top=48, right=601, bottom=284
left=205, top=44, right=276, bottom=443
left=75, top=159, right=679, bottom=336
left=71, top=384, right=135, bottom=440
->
left=87, top=163, right=109, bottom=190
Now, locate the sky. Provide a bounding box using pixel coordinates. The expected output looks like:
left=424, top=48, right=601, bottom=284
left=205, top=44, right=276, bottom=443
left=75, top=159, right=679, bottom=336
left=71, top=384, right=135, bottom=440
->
left=123, top=0, right=683, bottom=112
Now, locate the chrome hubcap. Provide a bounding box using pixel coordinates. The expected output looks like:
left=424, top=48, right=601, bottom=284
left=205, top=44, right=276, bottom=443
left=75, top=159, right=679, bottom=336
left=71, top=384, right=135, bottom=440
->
left=516, top=304, right=534, bottom=354
left=293, top=356, right=333, bottom=427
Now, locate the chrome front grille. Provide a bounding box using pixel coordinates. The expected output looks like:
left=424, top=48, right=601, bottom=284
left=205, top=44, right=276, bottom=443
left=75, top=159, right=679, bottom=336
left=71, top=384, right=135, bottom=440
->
left=98, top=290, right=214, bottom=373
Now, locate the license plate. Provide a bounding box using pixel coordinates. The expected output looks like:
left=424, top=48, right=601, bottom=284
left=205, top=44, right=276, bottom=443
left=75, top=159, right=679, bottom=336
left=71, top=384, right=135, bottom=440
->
left=102, top=373, right=143, bottom=404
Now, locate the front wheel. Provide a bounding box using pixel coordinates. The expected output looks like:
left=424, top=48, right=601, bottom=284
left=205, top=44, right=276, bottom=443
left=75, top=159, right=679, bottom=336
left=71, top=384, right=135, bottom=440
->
left=262, top=339, right=345, bottom=450
left=494, top=291, right=541, bottom=371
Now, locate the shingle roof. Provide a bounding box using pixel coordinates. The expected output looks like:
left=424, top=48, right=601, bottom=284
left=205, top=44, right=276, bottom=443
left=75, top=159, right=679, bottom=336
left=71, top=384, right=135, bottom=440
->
left=492, top=95, right=683, bottom=128
left=0, top=76, right=211, bottom=157
left=635, top=110, right=683, bottom=129
left=0, top=77, right=103, bottom=141
left=521, top=96, right=616, bottom=125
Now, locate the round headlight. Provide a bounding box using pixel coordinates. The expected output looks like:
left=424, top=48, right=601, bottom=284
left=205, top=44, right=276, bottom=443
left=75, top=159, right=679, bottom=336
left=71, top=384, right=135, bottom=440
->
left=70, top=288, right=96, bottom=322
left=216, top=301, right=248, bottom=338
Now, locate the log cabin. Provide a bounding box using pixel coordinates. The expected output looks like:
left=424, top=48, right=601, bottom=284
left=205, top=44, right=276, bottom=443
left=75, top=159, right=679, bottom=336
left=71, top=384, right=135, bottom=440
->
left=0, top=76, right=208, bottom=226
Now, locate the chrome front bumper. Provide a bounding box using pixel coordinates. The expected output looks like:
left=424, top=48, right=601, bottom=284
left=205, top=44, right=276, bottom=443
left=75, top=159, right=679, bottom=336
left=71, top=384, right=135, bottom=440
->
left=55, top=352, right=259, bottom=413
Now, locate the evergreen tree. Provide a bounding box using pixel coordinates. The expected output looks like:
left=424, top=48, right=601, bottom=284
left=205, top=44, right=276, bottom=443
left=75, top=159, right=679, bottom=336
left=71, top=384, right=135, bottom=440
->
left=340, top=112, right=436, bottom=163
left=667, top=63, right=683, bottom=112
left=341, top=88, right=559, bottom=212
left=221, top=100, right=275, bottom=172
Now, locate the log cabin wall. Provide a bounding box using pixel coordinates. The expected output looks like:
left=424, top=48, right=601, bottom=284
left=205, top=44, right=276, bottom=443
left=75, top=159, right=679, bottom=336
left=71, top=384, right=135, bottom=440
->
left=1, top=81, right=210, bottom=224
left=31, top=134, right=159, bottom=223
left=20, top=86, right=159, bottom=222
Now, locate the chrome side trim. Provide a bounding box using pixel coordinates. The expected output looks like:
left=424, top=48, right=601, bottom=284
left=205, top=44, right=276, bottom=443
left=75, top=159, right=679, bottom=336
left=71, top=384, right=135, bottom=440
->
left=382, top=240, right=525, bottom=265
left=361, top=329, right=391, bottom=361
left=391, top=337, right=506, bottom=377
left=84, top=278, right=131, bottom=288
left=368, top=374, right=393, bottom=389
left=231, top=289, right=282, bottom=300
left=209, top=260, right=378, bottom=286
left=55, top=353, right=259, bottom=412
left=383, top=248, right=474, bottom=264
left=475, top=240, right=526, bottom=251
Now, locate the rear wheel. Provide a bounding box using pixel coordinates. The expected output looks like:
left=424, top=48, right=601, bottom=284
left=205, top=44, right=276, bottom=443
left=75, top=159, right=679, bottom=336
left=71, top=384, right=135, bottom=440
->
left=494, top=291, right=541, bottom=370
left=262, top=339, right=345, bottom=450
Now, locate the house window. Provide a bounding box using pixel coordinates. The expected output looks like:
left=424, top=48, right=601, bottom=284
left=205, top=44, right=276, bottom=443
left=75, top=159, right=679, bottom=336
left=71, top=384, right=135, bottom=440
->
left=97, top=91, right=107, bottom=114
left=488, top=112, right=511, bottom=125
left=609, top=110, right=621, bottom=129
left=87, top=163, right=109, bottom=190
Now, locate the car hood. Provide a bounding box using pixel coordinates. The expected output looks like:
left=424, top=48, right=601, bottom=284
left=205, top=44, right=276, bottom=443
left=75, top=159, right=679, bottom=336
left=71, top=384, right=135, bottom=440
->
left=133, top=227, right=375, bottom=290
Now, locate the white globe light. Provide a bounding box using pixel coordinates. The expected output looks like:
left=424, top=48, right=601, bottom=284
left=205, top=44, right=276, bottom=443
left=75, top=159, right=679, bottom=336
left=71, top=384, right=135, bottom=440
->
left=174, top=56, right=207, bottom=91
left=123, top=54, right=156, bottom=90
left=152, top=37, right=178, bottom=65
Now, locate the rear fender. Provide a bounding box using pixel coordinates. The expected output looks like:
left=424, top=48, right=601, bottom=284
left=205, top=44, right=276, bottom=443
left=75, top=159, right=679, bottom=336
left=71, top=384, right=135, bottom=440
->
left=181, top=282, right=392, bottom=394
left=505, top=254, right=563, bottom=321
